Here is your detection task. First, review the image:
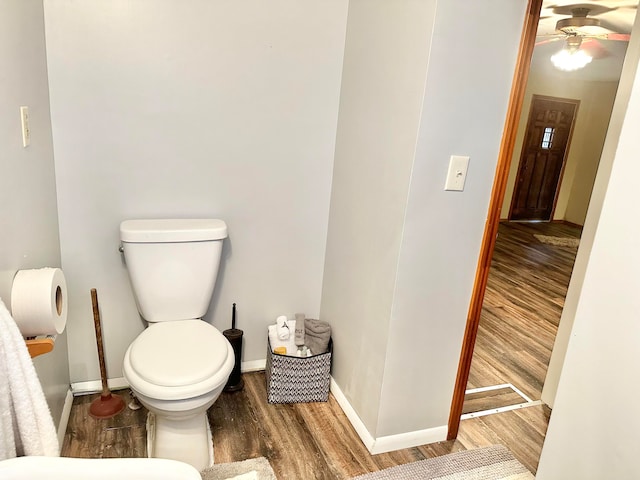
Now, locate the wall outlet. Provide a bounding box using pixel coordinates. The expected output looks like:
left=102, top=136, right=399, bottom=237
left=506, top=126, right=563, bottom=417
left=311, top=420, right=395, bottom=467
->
left=20, top=106, right=30, bottom=147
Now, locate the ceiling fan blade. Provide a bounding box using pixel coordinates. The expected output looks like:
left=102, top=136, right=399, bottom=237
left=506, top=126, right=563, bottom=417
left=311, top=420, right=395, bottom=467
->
left=581, top=38, right=611, bottom=59
left=580, top=32, right=632, bottom=41
left=535, top=36, right=565, bottom=46
left=605, top=33, right=632, bottom=41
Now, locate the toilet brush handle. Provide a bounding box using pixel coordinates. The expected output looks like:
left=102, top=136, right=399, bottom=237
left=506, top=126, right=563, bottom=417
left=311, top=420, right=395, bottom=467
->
left=232, top=303, right=236, bottom=330
left=91, top=289, right=110, bottom=396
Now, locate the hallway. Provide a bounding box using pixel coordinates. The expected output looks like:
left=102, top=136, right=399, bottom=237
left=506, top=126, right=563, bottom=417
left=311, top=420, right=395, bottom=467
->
left=464, top=221, right=581, bottom=414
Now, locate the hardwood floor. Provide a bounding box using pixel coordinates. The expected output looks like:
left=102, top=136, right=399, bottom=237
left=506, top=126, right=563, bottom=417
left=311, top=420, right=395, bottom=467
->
left=62, top=375, right=549, bottom=478
left=62, top=221, right=572, bottom=478
left=465, top=221, right=581, bottom=408
left=61, top=390, right=147, bottom=459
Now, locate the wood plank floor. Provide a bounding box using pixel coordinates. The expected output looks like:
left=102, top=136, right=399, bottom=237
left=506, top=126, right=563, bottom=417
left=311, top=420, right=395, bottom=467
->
left=62, top=375, right=550, bottom=478
left=61, top=390, right=147, bottom=460
left=62, top=221, right=572, bottom=478
left=465, top=221, right=581, bottom=410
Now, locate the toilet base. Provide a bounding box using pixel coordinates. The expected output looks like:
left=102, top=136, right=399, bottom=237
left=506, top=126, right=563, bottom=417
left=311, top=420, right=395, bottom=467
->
left=146, top=412, right=214, bottom=470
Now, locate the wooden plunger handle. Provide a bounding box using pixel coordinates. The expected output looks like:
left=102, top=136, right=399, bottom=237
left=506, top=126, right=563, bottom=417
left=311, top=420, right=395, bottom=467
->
left=91, top=288, right=110, bottom=396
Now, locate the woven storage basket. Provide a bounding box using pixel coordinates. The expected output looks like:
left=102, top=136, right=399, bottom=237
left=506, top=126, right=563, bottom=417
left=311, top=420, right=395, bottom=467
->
left=265, top=337, right=332, bottom=404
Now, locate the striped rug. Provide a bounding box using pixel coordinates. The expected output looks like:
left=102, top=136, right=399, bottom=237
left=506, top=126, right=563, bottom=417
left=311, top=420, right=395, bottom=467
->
left=352, top=445, right=533, bottom=480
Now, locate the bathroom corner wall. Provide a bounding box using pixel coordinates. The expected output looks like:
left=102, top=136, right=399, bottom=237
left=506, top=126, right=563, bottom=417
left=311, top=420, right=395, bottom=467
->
left=320, top=0, right=437, bottom=437
left=43, top=0, right=349, bottom=384
left=0, top=0, right=70, bottom=428
left=377, top=0, right=527, bottom=437
left=322, top=0, right=527, bottom=443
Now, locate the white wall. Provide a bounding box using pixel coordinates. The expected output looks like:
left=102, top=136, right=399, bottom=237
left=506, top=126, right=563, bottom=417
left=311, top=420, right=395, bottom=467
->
left=43, top=0, right=348, bottom=384
left=377, top=0, right=527, bottom=437
left=322, top=0, right=527, bottom=442
left=562, top=81, right=618, bottom=225
left=321, top=0, right=437, bottom=436
left=0, top=0, right=70, bottom=428
left=536, top=31, right=640, bottom=478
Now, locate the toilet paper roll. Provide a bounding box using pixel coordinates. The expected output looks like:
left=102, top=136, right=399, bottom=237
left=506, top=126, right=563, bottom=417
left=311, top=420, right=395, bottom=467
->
left=11, top=267, right=68, bottom=337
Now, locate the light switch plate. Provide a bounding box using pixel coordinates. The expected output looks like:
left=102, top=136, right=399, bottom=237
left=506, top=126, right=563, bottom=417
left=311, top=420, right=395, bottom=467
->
left=444, top=155, right=470, bottom=191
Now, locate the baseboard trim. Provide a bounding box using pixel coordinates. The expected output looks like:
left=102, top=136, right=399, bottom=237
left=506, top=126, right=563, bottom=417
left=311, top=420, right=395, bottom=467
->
left=57, top=388, right=74, bottom=451
left=329, top=377, right=447, bottom=454
left=371, top=425, right=448, bottom=454
left=71, top=377, right=129, bottom=395
left=241, top=359, right=266, bottom=373
left=329, top=377, right=376, bottom=452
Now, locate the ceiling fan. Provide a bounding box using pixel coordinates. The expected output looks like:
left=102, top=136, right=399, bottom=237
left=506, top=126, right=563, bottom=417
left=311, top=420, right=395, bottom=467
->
left=536, top=3, right=636, bottom=67
left=537, top=3, right=635, bottom=42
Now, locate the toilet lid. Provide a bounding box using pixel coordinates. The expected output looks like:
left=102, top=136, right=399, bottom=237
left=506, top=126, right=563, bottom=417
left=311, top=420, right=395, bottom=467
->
left=129, top=320, right=229, bottom=387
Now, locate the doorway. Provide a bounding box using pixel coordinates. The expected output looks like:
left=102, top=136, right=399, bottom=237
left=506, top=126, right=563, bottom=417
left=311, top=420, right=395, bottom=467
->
left=509, top=95, right=579, bottom=221
left=448, top=0, right=638, bottom=440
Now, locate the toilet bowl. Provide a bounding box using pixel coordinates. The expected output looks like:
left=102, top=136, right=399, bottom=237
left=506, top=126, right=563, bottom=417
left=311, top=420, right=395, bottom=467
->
left=123, top=320, right=234, bottom=469
left=119, top=219, right=233, bottom=470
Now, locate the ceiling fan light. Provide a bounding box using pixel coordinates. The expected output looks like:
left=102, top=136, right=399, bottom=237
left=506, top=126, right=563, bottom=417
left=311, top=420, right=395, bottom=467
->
left=551, top=48, right=593, bottom=71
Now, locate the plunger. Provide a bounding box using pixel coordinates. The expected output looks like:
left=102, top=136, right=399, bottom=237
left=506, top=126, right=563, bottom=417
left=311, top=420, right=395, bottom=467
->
left=89, top=288, right=125, bottom=419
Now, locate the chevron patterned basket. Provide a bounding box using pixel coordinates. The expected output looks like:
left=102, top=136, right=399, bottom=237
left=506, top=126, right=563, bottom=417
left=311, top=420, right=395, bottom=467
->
left=265, top=338, right=332, bottom=404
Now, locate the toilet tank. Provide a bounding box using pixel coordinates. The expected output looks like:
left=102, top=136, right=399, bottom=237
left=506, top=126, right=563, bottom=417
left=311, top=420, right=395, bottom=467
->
left=120, top=219, right=227, bottom=322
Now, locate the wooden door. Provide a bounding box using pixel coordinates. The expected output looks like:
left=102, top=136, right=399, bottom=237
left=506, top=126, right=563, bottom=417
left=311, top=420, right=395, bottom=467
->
left=509, top=95, right=579, bottom=221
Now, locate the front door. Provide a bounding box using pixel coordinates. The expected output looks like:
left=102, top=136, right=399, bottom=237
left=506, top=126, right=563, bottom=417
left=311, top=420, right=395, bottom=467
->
left=509, top=95, right=579, bottom=221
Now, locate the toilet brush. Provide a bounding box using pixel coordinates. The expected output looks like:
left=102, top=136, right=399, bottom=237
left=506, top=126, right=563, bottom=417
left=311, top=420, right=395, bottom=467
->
left=89, top=288, right=125, bottom=419
left=223, top=303, right=244, bottom=392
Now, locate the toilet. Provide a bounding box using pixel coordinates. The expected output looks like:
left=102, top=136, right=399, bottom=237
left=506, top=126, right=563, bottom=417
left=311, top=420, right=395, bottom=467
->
left=120, top=218, right=234, bottom=471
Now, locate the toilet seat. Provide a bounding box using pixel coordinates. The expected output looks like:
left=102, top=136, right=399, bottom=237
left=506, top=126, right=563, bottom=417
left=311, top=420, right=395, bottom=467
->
left=129, top=320, right=228, bottom=387
left=124, top=320, right=234, bottom=401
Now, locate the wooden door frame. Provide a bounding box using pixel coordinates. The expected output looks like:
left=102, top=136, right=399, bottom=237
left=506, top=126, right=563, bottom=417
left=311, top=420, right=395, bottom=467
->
left=508, top=94, right=581, bottom=222
left=447, top=0, right=543, bottom=440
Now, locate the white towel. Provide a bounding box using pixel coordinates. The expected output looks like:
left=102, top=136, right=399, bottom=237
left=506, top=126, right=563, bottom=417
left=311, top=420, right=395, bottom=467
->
left=275, top=315, right=290, bottom=340
left=268, top=322, right=297, bottom=355
left=268, top=322, right=312, bottom=357
left=0, top=298, right=59, bottom=460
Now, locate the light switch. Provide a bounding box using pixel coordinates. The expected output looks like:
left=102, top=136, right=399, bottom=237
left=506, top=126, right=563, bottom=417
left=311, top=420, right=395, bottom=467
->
left=444, top=155, right=469, bottom=191
left=20, top=106, right=30, bottom=148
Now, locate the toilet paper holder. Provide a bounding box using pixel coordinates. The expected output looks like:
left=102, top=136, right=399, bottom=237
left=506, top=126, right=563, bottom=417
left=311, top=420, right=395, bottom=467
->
left=25, top=336, right=55, bottom=358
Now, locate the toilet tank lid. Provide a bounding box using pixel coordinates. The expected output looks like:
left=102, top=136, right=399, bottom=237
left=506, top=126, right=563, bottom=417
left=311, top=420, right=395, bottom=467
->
left=120, top=219, right=228, bottom=243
